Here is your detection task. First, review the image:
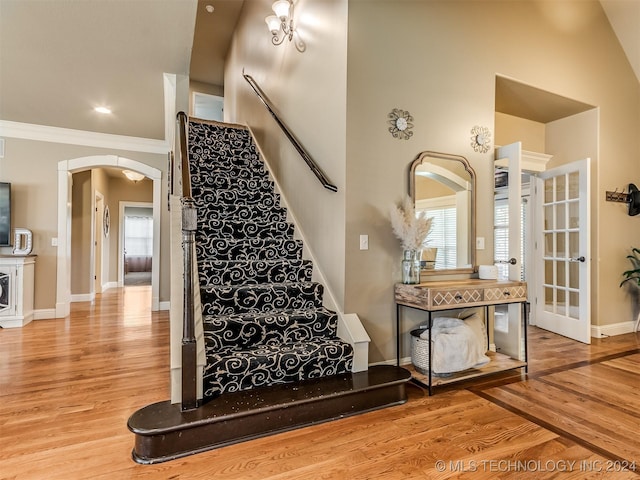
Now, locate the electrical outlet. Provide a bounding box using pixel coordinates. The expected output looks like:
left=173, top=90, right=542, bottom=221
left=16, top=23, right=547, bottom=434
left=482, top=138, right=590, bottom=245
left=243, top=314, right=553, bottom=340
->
left=476, top=237, right=485, bottom=250
left=359, top=234, right=369, bottom=250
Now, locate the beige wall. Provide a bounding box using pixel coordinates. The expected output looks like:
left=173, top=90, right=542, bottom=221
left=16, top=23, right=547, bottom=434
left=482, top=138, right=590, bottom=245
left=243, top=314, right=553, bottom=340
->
left=343, top=0, right=639, bottom=363
left=225, top=0, right=639, bottom=364
left=225, top=0, right=349, bottom=307
left=0, top=137, right=170, bottom=311
left=495, top=113, right=546, bottom=153
left=70, top=171, right=92, bottom=294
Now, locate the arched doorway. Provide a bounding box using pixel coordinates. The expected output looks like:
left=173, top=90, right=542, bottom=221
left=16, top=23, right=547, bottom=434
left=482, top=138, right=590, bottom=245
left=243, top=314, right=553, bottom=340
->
left=56, top=155, right=162, bottom=316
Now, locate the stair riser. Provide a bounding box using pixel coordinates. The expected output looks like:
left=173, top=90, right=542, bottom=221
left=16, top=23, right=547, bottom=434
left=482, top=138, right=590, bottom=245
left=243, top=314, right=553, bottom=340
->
left=194, top=220, right=293, bottom=240
left=195, top=239, right=303, bottom=261
left=196, top=205, right=287, bottom=223
left=203, top=341, right=353, bottom=397
left=191, top=176, right=274, bottom=193
left=190, top=153, right=264, bottom=173
left=198, top=259, right=312, bottom=286
left=203, top=312, right=338, bottom=350
left=192, top=189, right=280, bottom=207
left=201, top=283, right=324, bottom=316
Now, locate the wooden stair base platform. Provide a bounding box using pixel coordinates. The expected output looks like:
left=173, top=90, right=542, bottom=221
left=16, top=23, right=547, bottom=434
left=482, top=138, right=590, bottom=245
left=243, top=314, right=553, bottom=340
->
left=128, top=365, right=411, bottom=464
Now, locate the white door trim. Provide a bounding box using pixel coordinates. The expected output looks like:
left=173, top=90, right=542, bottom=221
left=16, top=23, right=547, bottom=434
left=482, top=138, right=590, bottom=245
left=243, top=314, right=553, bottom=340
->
left=56, top=156, right=162, bottom=316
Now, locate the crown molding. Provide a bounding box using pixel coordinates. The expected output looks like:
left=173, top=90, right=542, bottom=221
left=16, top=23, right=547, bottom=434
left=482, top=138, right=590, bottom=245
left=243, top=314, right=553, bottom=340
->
left=0, top=120, right=170, bottom=155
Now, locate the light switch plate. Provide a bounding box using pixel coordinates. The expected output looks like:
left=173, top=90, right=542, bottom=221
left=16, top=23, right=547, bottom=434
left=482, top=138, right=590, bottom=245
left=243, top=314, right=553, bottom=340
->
left=359, top=234, right=369, bottom=250
left=476, top=237, right=485, bottom=250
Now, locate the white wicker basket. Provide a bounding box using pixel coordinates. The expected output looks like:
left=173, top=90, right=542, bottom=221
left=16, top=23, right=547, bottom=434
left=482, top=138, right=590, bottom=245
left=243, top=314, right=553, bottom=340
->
left=410, top=328, right=432, bottom=375
left=410, top=316, right=488, bottom=376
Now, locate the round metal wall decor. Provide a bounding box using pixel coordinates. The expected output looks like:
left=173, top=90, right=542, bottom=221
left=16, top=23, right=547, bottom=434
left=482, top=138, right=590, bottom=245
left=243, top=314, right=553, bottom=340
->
left=471, top=125, right=492, bottom=153
left=388, top=108, right=414, bottom=140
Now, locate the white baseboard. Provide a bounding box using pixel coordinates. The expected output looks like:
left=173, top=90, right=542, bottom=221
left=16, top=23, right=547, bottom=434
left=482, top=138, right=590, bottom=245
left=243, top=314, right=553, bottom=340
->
left=591, top=320, right=637, bottom=338
left=71, top=293, right=95, bottom=303
left=34, top=309, right=57, bottom=320
left=102, top=282, right=118, bottom=291
left=158, top=301, right=170, bottom=311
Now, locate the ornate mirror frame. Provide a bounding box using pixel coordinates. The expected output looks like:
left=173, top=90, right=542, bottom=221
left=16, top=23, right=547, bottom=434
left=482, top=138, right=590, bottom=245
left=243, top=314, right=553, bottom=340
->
left=409, top=151, right=477, bottom=275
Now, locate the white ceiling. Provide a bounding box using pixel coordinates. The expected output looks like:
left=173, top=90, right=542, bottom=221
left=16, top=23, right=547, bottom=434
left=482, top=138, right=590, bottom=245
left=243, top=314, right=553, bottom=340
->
left=0, top=0, right=197, bottom=140
left=0, top=0, right=636, bottom=142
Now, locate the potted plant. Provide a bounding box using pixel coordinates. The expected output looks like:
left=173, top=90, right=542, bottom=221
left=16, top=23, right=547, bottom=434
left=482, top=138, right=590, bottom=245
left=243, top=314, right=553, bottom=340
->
left=620, top=247, right=640, bottom=332
left=390, top=196, right=433, bottom=284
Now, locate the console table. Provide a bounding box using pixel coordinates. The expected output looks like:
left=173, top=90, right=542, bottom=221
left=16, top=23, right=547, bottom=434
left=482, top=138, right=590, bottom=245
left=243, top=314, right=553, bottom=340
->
left=395, top=279, right=528, bottom=395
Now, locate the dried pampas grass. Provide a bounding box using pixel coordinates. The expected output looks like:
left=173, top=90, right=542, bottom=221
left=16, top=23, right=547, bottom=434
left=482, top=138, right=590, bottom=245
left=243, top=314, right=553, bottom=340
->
left=389, top=196, right=433, bottom=251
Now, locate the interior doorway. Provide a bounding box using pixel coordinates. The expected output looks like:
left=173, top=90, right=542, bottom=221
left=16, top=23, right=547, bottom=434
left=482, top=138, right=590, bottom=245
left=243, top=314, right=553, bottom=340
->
left=56, top=155, right=162, bottom=316
left=120, top=203, right=153, bottom=287
left=494, top=75, right=597, bottom=345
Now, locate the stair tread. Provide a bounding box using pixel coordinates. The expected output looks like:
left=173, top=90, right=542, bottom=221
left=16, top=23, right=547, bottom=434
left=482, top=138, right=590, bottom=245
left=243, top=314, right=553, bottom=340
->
left=201, top=280, right=321, bottom=292
left=203, top=305, right=334, bottom=323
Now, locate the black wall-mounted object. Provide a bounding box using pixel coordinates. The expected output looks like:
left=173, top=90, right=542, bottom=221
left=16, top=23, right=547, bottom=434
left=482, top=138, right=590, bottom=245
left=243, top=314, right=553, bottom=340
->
left=629, top=183, right=640, bottom=216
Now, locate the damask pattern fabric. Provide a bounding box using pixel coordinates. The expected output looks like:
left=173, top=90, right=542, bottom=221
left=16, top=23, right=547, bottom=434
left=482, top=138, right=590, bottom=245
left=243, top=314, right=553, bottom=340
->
left=188, top=121, right=353, bottom=398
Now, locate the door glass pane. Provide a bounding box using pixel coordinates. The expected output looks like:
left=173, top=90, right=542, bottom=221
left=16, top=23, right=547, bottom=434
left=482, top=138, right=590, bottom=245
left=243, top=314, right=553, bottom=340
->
left=544, top=287, right=554, bottom=312
left=544, top=205, right=554, bottom=230
left=545, top=233, right=554, bottom=256
left=557, top=288, right=566, bottom=315
left=544, top=178, right=554, bottom=203
left=545, top=259, right=554, bottom=284
left=569, top=291, right=579, bottom=319
left=569, top=261, right=579, bottom=289
left=557, top=260, right=566, bottom=287
left=568, top=201, right=579, bottom=229
left=557, top=232, right=566, bottom=258
left=569, top=232, right=580, bottom=259
left=556, top=175, right=566, bottom=201
left=568, top=171, right=579, bottom=199
left=556, top=203, right=566, bottom=230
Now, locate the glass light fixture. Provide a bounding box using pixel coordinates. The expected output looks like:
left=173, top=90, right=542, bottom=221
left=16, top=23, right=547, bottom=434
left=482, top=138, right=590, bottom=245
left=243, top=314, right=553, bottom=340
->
left=264, top=0, right=305, bottom=52
left=122, top=170, right=145, bottom=183
left=272, top=0, right=290, bottom=21
left=265, top=15, right=281, bottom=35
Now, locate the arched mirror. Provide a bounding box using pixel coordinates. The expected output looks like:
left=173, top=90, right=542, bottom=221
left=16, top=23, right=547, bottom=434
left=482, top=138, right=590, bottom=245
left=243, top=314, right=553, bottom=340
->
left=409, top=151, right=476, bottom=275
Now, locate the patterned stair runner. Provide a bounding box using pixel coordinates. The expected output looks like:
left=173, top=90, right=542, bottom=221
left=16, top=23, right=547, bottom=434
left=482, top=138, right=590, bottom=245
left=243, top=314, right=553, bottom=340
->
left=187, top=120, right=354, bottom=398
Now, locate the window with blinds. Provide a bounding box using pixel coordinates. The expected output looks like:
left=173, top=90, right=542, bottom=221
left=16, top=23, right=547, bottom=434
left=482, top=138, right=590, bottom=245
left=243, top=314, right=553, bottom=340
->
left=124, top=215, right=153, bottom=256
left=421, top=206, right=457, bottom=269
left=493, top=197, right=527, bottom=281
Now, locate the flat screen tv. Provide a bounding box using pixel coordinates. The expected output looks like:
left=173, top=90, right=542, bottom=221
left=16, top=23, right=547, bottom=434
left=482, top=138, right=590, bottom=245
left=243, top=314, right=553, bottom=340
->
left=0, top=182, right=11, bottom=246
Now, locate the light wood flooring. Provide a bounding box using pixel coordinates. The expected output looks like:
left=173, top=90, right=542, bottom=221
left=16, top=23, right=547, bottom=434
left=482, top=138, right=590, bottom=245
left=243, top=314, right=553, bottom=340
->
left=1, top=287, right=639, bottom=479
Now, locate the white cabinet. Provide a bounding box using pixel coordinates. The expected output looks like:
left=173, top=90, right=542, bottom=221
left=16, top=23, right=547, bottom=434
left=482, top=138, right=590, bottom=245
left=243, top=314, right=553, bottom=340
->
left=0, top=255, right=35, bottom=328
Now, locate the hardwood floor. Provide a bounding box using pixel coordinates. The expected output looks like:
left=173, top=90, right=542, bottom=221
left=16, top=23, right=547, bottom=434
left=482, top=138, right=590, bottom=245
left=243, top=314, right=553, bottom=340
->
left=1, top=287, right=639, bottom=479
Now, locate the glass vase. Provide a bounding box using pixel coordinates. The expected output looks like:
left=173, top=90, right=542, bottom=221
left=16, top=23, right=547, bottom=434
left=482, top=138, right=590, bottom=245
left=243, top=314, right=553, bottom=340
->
left=402, top=250, right=421, bottom=284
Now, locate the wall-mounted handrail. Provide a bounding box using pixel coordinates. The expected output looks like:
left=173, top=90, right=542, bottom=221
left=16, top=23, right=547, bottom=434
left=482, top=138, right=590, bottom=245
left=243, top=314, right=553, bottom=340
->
left=175, top=111, right=198, bottom=411
left=242, top=72, right=337, bottom=193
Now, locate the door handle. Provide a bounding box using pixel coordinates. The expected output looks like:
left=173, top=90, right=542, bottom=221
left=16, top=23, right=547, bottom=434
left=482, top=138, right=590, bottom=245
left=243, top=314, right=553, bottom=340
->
left=569, top=256, right=586, bottom=263
left=495, top=258, right=517, bottom=265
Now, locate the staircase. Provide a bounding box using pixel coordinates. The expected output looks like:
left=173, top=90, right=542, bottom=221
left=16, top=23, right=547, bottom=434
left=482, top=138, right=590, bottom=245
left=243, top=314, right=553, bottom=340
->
left=128, top=118, right=410, bottom=464
left=189, top=120, right=354, bottom=396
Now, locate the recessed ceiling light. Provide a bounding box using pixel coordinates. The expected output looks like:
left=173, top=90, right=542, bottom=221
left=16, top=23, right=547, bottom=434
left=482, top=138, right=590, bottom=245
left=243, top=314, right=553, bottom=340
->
left=205, top=4, right=214, bottom=13
left=94, top=106, right=112, bottom=114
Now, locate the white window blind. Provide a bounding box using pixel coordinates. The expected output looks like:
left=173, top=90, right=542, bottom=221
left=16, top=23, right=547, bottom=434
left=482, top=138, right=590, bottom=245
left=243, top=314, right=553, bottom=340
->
left=124, top=215, right=153, bottom=256
left=422, top=207, right=457, bottom=269
left=493, top=198, right=526, bottom=281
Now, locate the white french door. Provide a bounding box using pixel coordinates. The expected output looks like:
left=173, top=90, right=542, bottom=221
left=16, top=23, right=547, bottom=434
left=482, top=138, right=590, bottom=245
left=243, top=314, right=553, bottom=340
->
left=534, top=159, right=591, bottom=344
